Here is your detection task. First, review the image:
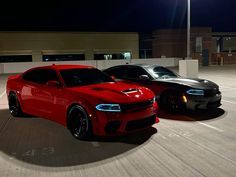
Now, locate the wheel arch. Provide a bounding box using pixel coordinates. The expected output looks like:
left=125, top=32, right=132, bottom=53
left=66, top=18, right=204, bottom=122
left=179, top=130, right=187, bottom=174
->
left=66, top=102, right=94, bottom=139
left=8, top=90, right=16, bottom=97
left=66, top=102, right=93, bottom=129
left=8, top=90, right=24, bottom=109
left=159, top=88, right=181, bottom=100
left=159, top=88, right=182, bottom=106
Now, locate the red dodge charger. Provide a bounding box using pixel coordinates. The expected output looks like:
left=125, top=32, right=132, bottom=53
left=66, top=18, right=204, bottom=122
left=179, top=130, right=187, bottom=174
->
left=7, top=64, right=159, bottom=139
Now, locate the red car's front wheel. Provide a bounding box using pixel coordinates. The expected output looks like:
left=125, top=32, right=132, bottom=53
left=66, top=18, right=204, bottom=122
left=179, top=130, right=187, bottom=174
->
left=68, top=105, right=92, bottom=140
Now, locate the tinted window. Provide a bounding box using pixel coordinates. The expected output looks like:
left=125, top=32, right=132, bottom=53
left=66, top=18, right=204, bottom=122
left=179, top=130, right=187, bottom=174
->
left=23, top=69, right=59, bottom=85
left=23, top=70, right=40, bottom=83
left=105, top=67, right=126, bottom=78
left=60, top=68, right=114, bottom=87
left=151, top=67, right=178, bottom=79
left=125, top=67, right=148, bottom=79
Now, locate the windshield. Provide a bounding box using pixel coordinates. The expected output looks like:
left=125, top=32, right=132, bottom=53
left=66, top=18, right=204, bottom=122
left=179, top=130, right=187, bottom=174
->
left=150, top=66, right=178, bottom=79
left=60, top=68, right=114, bottom=87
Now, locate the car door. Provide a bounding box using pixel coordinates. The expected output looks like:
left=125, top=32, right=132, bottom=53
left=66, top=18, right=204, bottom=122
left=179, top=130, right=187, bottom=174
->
left=32, top=69, right=67, bottom=123
left=21, top=69, right=44, bottom=116
left=21, top=68, right=66, bottom=122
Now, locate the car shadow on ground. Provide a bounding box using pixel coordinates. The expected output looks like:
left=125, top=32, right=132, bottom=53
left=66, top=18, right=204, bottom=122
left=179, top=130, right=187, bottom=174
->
left=0, top=109, right=157, bottom=167
left=158, top=108, right=226, bottom=121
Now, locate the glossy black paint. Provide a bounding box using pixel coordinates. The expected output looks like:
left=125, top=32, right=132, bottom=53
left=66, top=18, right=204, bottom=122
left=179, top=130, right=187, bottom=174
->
left=103, top=64, right=222, bottom=111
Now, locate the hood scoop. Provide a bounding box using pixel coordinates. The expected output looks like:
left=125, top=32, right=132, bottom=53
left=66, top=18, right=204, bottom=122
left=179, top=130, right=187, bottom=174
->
left=122, top=88, right=139, bottom=93
left=122, top=88, right=143, bottom=98
left=90, top=87, right=140, bottom=97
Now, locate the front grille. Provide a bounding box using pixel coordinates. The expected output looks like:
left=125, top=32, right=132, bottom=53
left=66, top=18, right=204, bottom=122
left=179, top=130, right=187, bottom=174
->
left=204, top=88, right=220, bottom=97
left=207, top=100, right=221, bottom=109
left=120, top=99, right=153, bottom=112
left=126, top=115, right=156, bottom=131
left=105, top=121, right=122, bottom=133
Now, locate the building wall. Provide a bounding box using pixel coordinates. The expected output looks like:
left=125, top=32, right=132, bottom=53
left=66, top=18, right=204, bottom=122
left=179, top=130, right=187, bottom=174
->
left=152, top=28, right=212, bottom=62
left=0, top=31, right=139, bottom=62
left=152, top=28, right=236, bottom=65
left=211, top=32, right=236, bottom=65
left=211, top=52, right=236, bottom=65
left=0, top=58, right=181, bottom=74
left=223, top=37, right=236, bottom=51
left=152, top=29, right=186, bottom=58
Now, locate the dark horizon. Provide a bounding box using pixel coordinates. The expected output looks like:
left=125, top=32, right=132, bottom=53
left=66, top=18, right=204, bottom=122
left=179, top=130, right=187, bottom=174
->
left=0, top=0, right=235, bottom=33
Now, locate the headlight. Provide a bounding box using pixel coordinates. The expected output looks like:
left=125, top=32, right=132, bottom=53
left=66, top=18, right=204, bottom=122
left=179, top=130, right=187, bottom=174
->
left=96, top=104, right=121, bottom=112
left=186, top=89, right=204, bottom=96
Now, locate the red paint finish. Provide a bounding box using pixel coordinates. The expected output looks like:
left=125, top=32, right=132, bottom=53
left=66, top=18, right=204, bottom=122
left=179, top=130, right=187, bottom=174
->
left=7, top=65, right=159, bottom=136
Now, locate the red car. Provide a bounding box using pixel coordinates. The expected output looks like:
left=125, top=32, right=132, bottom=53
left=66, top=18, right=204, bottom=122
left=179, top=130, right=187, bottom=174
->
left=7, top=64, right=159, bottom=139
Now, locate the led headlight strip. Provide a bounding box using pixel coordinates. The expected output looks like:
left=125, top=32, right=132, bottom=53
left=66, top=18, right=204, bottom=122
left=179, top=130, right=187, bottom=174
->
left=186, top=89, right=204, bottom=96
left=96, top=104, right=121, bottom=112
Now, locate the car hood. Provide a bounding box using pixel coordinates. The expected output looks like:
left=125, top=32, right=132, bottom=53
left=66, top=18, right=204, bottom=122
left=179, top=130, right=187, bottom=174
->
left=158, top=77, right=219, bottom=89
left=67, top=82, right=154, bottom=104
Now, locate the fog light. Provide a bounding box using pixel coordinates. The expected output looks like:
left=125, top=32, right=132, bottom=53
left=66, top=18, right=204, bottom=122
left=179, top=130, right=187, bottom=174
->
left=182, top=95, right=187, bottom=103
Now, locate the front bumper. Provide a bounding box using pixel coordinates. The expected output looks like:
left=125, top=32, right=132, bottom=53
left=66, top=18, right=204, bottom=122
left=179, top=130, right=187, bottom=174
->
left=184, top=93, right=222, bottom=110
left=91, top=106, right=159, bottom=136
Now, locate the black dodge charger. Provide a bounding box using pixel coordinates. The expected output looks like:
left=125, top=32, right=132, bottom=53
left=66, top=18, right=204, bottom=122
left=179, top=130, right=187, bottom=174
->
left=103, top=64, right=221, bottom=112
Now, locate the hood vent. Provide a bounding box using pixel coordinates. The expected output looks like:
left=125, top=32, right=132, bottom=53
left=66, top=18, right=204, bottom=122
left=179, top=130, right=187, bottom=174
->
left=122, top=88, right=139, bottom=93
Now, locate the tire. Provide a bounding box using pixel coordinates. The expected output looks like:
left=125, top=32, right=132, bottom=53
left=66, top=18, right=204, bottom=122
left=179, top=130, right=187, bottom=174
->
left=160, top=90, right=182, bottom=113
left=8, top=93, right=22, bottom=117
left=68, top=105, right=92, bottom=140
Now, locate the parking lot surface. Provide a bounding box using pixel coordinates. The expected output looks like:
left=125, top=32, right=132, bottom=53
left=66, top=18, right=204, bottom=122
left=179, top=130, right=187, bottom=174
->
left=0, top=66, right=236, bottom=177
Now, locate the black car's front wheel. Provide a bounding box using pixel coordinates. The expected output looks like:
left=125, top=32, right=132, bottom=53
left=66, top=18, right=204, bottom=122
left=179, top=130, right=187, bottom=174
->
left=8, top=92, right=22, bottom=117
left=68, top=105, right=92, bottom=140
left=160, top=90, right=183, bottom=113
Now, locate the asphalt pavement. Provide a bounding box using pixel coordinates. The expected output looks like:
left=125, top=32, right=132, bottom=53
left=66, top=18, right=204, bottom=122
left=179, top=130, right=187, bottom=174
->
left=0, top=66, right=236, bottom=177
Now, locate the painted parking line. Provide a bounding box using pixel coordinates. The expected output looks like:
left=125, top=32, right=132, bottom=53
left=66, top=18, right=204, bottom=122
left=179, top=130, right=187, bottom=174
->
left=221, top=88, right=236, bottom=92
left=159, top=124, right=235, bottom=165
left=0, top=91, right=6, bottom=99
left=222, top=99, right=236, bottom=105
left=91, top=142, right=100, bottom=147
left=177, top=116, right=224, bottom=133
left=197, top=122, right=224, bottom=133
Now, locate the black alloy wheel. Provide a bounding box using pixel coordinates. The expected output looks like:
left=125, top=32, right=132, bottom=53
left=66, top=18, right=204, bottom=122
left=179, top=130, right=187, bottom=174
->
left=68, top=105, right=92, bottom=140
left=8, top=93, right=22, bottom=117
left=160, top=90, right=182, bottom=113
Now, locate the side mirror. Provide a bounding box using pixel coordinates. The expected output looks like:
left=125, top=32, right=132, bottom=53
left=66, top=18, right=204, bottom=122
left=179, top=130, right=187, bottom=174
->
left=139, top=75, right=150, bottom=80
left=111, top=75, right=116, bottom=80
left=46, top=80, right=61, bottom=88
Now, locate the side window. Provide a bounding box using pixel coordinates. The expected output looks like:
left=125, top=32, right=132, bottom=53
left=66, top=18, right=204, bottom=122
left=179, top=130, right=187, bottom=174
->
left=37, top=69, right=59, bottom=85
left=23, top=69, right=59, bottom=85
left=125, top=67, right=147, bottom=79
left=105, top=67, right=125, bottom=78
left=23, top=70, right=41, bottom=83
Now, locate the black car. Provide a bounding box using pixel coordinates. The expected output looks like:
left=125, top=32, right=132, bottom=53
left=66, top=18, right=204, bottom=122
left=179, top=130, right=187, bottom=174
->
left=103, top=64, right=222, bottom=112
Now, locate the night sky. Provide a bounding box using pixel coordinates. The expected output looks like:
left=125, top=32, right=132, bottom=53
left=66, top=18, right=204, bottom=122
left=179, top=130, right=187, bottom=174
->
left=0, top=0, right=235, bottom=33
